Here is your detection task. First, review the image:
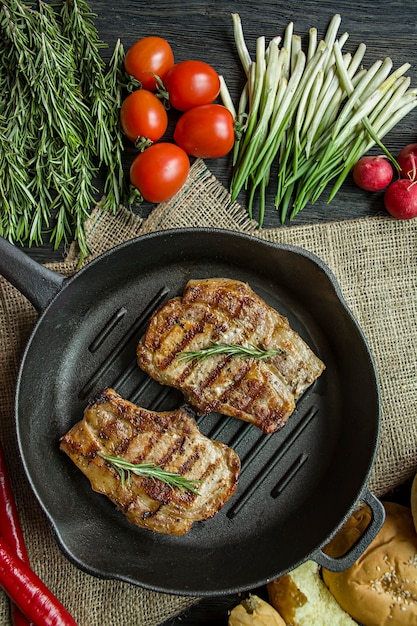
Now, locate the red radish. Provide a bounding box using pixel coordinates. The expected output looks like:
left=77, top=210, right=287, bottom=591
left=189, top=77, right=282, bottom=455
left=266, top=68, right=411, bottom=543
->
left=384, top=178, right=417, bottom=219
left=397, top=143, right=417, bottom=181
left=353, top=155, right=393, bottom=191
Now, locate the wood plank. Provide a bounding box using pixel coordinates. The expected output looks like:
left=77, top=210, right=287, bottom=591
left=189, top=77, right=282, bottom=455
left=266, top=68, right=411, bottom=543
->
left=20, top=0, right=417, bottom=262
left=89, top=0, right=417, bottom=229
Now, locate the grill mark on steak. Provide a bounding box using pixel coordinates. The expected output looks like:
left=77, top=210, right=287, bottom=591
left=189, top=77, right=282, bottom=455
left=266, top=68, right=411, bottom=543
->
left=228, top=373, right=266, bottom=413
left=137, top=278, right=325, bottom=434
left=204, top=360, right=253, bottom=411
left=154, top=304, right=215, bottom=370
left=194, top=356, right=235, bottom=396
left=60, top=388, right=240, bottom=535
left=183, top=280, right=289, bottom=332
left=127, top=432, right=187, bottom=467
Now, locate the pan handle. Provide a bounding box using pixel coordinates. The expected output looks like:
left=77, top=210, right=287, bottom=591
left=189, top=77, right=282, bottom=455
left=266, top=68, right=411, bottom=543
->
left=312, top=489, right=385, bottom=572
left=0, top=237, right=65, bottom=312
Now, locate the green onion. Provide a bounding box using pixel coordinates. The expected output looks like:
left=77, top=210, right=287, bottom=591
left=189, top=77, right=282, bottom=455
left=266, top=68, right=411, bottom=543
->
left=223, top=13, right=417, bottom=225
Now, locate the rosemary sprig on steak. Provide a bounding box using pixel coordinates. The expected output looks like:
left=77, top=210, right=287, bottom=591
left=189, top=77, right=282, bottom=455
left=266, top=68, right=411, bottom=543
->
left=100, top=453, right=202, bottom=495
left=177, top=342, right=284, bottom=362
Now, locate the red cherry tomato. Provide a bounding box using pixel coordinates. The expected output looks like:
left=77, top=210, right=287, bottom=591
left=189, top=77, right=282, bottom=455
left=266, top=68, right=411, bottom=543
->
left=174, top=104, right=235, bottom=158
left=163, top=60, right=221, bottom=111
left=120, top=89, right=168, bottom=145
left=125, top=36, right=174, bottom=92
left=130, top=143, right=190, bottom=203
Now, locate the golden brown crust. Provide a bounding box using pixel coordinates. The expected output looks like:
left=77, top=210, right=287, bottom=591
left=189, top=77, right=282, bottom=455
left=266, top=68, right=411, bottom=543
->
left=322, top=501, right=417, bottom=626
left=60, top=388, right=240, bottom=535
left=411, top=472, right=417, bottom=534
left=137, top=278, right=325, bottom=434
left=268, top=569, right=308, bottom=623
left=228, top=595, right=286, bottom=626
left=267, top=560, right=356, bottom=626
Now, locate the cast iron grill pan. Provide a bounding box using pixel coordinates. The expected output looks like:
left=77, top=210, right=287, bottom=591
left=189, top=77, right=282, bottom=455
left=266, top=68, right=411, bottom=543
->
left=0, top=229, right=383, bottom=596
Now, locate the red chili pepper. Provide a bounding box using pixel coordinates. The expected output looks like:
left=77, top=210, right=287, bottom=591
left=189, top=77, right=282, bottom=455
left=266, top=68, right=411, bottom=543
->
left=0, top=538, right=78, bottom=626
left=10, top=599, right=32, bottom=626
left=0, top=441, right=31, bottom=626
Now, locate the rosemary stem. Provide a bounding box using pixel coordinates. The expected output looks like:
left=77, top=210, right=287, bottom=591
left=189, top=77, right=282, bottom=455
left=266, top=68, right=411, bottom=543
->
left=0, top=0, right=127, bottom=258
left=100, top=454, right=202, bottom=495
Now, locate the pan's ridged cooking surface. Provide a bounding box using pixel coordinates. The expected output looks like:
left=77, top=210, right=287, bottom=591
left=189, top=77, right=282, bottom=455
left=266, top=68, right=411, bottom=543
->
left=12, top=229, right=380, bottom=595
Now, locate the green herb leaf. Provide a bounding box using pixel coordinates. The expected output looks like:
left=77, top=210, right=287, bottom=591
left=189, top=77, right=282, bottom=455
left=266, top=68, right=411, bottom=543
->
left=0, top=0, right=128, bottom=261
left=176, top=341, right=283, bottom=362
left=99, top=453, right=202, bottom=495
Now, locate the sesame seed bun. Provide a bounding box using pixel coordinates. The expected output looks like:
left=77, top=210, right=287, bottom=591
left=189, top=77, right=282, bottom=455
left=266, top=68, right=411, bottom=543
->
left=322, top=501, right=417, bottom=626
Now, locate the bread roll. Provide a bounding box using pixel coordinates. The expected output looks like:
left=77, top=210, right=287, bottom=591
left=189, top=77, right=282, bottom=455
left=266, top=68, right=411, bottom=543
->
left=267, top=560, right=356, bottom=625
left=322, top=501, right=417, bottom=626
left=411, top=472, right=417, bottom=534
left=228, top=594, right=286, bottom=626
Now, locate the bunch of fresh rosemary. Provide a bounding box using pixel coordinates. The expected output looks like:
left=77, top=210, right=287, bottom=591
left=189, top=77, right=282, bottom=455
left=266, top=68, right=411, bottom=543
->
left=224, top=13, right=417, bottom=225
left=0, top=0, right=127, bottom=259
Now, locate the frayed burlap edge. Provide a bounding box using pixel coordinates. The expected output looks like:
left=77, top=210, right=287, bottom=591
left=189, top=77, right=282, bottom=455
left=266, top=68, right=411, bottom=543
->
left=1, top=158, right=416, bottom=626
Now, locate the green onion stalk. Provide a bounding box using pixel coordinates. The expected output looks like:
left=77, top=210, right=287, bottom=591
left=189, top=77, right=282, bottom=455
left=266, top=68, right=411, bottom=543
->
left=223, top=13, right=417, bottom=225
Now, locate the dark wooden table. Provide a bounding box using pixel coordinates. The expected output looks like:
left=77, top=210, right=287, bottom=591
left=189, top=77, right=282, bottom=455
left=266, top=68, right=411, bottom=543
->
left=25, top=0, right=417, bottom=263
left=17, top=1, right=417, bottom=623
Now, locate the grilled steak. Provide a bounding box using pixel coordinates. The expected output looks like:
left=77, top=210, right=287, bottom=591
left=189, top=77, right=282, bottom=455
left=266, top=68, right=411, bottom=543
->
left=60, top=388, right=240, bottom=535
left=137, top=278, right=325, bottom=434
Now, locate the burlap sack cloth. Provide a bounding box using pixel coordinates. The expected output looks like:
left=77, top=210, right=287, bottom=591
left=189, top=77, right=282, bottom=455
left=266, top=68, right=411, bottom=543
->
left=1, top=159, right=416, bottom=625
